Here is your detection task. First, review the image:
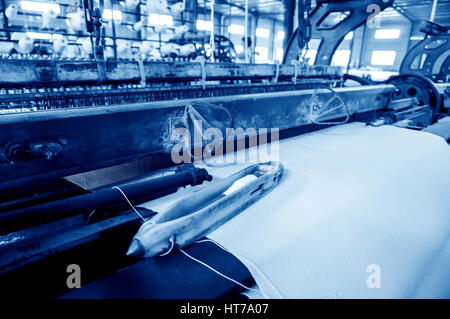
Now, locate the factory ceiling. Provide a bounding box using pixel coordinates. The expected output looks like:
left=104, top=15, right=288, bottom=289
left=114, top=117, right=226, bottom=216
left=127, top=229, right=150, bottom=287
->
left=394, top=0, right=450, bottom=26
left=203, top=0, right=450, bottom=26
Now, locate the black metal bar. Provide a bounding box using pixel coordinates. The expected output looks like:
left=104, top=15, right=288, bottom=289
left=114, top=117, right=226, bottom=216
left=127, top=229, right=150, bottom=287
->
left=0, top=166, right=212, bottom=235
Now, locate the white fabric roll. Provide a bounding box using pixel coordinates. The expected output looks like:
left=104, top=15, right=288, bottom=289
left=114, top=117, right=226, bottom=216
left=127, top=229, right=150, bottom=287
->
left=206, top=123, right=450, bottom=298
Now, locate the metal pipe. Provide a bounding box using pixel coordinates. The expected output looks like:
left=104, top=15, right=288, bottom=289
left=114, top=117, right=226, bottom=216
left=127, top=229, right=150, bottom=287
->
left=244, top=0, right=249, bottom=63
left=430, top=0, right=438, bottom=22
left=0, top=166, right=212, bottom=235
left=210, top=0, right=215, bottom=62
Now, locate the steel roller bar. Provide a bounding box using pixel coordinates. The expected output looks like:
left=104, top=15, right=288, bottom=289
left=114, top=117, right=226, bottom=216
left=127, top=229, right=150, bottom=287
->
left=0, top=165, right=212, bottom=235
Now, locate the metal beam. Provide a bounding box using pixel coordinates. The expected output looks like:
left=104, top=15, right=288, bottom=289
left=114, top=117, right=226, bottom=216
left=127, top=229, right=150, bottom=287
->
left=0, top=60, right=342, bottom=86
left=0, top=85, right=394, bottom=191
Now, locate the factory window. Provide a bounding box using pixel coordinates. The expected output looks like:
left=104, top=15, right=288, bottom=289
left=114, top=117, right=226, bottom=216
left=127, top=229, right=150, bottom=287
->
left=256, top=28, right=270, bottom=38
left=103, top=9, right=123, bottom=21
left=344, top=32, right=353, bottom=40
left=275, top=48, right=284, bottom=62
left=308, top=38, right=322, bottom=51
left=374, top=29, right=401, bottom=39
left=305, top=50, right=317, bottom=65
left=148, top=13, right=173, bottom=26
left=255, top=46, right=269, bottom=62
left=235, top=44, right=244, bottom=54
left=331, top=50, right=351, bottom=66
left=20, top=1, right=60, bottom=14
left=196, top=20, right=212, bottom=31
left=318, top=11, right=350, bottom=30
left=371, top=50, right=397, bottom=65
left=277, top=31, right=285, bottom=40
left=228, top=25, right=245, bottom=35
left=26, top=32, right=61, bottom=40
left=410, top=36, right=425, bottom=41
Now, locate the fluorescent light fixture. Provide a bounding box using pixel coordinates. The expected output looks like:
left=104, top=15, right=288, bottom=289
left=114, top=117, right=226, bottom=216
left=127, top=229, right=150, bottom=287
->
left=103, top=9, right=123, bottom=21
left=331, top=49, right=351, bottom=66
left=26, top=32, right=62, bottom=40
left=344, top=32, right=353, bottom=40
left=255, top=46, right=268, bottom=61
left=228, top=24, right=244, bottom=35
left=20, top=1, right=61, bottom=14
left=275, top=48, right=284, bottom=62
left=277, top=31, right=285, bottom=40
left=371, top=50, right=396, bottom=65
left=148, top=13, right=173, bottom=26
left=375, top=29, right=400, bottom=39
left=235, top=44, right=243, bottom=54
left=196, top=19, right=212, bottom=31
left=256, top=28, right=269, bottom=38
left=410, top=36, right=424, bottom=41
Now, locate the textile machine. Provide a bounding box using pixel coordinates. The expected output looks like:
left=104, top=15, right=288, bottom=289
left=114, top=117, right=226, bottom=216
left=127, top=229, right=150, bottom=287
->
left=0, top=0, right=449, bottom=299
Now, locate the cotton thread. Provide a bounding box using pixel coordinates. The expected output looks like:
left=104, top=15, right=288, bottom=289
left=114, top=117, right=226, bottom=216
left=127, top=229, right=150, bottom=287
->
left=155, top=236, right=275, bottom=296
left=178, top=248, right=259, bottom=293
left=157, top=237, right=255, bottom=294
left=194, top=238, right=283, bottom=299
left=112, top=186, right=151, bottom=223
left=160, top=237, right=175, bottom=256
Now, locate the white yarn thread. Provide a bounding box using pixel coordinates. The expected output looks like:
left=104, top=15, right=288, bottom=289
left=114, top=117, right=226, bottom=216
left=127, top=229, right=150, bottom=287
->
left=113, top=182, right=278, bottom=297
left=194, top=238, right=283, bottom=299
left=154, top=236, right=279, bottom=297
left=112, top=186, right=152, bottom=223
left=182, top=102, right=234, bottom=168
left=179, top=247, right=259, bottom=293
left=157, top=236, right=257, bottom=293
left=160, top=236, right=175, bottom=256
left=85, top=209, right=97, bottom=224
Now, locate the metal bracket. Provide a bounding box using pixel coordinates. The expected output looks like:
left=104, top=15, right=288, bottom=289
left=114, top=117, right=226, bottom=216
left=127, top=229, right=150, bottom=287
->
left=291, top=60, right=300, bottom=84
left=284, top=0, right=394, bottom=65
left=400, top=21, right=450, bottom=81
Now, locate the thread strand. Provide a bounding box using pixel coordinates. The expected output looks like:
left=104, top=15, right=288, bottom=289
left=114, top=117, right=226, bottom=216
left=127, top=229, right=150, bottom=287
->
left=112, top=186, right=147, bottom=222
left=179, top=248, right=259, bottom=292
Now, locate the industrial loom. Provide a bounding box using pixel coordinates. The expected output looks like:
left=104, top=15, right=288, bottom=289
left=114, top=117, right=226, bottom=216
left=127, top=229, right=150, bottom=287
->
left=0, top=0, right=449, bottom=299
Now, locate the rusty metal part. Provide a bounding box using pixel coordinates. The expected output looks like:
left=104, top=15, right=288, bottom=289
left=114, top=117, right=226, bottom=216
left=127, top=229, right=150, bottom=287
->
left=0, top=165, right=212, bottom=235
left=0, top=85, right=394, bottom=192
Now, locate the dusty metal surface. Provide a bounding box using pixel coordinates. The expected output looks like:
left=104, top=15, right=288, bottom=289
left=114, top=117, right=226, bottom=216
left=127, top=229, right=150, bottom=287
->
left=0, top=80, right=339, bottom=111
left=0, top=85, right=394, bottom=192
left=0, top=59, right=342, bottom=86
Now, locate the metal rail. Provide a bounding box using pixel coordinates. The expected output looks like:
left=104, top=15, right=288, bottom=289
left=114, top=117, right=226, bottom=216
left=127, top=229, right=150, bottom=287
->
left=0, top=85, right=394, bottom=191
left=0, top=59, right=343, bottom=87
